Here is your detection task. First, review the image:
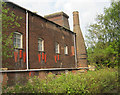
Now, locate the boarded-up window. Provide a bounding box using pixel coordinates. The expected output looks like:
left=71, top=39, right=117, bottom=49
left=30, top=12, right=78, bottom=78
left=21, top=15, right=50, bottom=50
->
left=71, top=46, right=75, bottom=55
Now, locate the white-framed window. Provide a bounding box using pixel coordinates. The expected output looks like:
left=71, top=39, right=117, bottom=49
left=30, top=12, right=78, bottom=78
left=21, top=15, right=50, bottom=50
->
left=64, top=45, right=68, bottom=54
left=38, top=38, right=44, bottom=51
left=55, top=42, right=60, bottom=54
left=13, top=32, right=23, bottom=48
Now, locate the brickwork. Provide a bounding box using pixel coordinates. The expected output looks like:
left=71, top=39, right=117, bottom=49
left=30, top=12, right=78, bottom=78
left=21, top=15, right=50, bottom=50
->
left=44, top=12, right=70, bottom=29
left=2, top=2, right=75, bottom=70
left=1, top=73, right=8, bottom=87
left=73, top=11, right=88, bottom=67
left=1, top=2, right=88, bottom=87
left=2, top=3, right=27, bottom=70
left=29, top=13, right=75, bottom=69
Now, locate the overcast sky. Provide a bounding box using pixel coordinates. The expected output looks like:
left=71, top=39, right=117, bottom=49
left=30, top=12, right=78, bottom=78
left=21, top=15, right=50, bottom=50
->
left=10, top=0, right=112, bottom=40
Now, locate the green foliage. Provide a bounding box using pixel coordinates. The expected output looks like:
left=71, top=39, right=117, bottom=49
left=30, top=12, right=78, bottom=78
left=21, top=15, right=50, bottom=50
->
left=2, top=33, right=14, bottom=59
left=86, top=1, right=120, bottom=68
left=2, top=2, right=21, bottom=29
left=3, top=68, right=118, bottom=94
left=2, top=2, right=22, bottom=61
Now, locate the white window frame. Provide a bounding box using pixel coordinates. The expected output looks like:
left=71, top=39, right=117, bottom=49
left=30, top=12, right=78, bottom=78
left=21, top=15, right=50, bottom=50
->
left=55, top=42, right=60, bottom=54
left=13, top=32, right=23, bottom=49
left=64, top=45, right=68, bottom=55
left=38, top=38, right=44, bottom=51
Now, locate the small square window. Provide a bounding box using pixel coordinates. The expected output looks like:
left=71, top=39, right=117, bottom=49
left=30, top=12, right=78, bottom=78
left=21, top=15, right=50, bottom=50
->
left=55, top=42, right=60, bottom=54
left=64, top=45, right=68, bottom=54
left=38, top=38, right=44, bottom=51
left=13, top=32, right=22, bottom=48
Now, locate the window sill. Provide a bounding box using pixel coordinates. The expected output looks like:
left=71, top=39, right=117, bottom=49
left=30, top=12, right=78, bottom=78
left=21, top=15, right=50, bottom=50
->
left=38, top=51, right=45, bottom=53
left=14, top=48, right=23, bottom=50
left=65, top=54, right=69, bottom=56
left=56, top=53, right=60, bottom=55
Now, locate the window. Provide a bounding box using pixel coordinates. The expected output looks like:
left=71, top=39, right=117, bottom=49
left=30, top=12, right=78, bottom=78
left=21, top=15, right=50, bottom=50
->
left=55, top=42, right=60, bottom=54
left=64, top=45, right=68, bottom=54
left=13, top=32, right=22, bottom=48
left=38, top=38, right=44, bottom=51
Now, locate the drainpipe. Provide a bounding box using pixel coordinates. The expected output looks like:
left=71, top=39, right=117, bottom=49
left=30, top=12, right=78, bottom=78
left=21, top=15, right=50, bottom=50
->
left=74, top=33, right=77, bottom=68
left=26, top=10, right=29, bottom=70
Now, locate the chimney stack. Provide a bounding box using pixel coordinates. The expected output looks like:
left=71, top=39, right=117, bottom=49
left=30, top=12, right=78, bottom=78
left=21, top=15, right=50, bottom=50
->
left=44, top=12, right=70, bottom=29
left=73, top=11, right=87, bottom=67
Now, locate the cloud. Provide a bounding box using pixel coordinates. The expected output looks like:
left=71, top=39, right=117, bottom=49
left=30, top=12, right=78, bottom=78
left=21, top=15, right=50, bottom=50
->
left=60, top=0, right=111, bottom=39
left=11, top=0, right=58, bottom=16
left=10, top=0, right=111, bottom=39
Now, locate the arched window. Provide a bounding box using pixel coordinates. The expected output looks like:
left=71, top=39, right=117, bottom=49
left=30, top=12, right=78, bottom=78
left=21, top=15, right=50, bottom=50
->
left=13, top=32, right=23, bottom=48
left=38, top=38, right=44, bottom=51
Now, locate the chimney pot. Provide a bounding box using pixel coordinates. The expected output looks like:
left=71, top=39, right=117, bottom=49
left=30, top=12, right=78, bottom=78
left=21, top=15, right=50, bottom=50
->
left=73, top=11, right=80, bottom=26
left=73, top=11, right=79, bottom=14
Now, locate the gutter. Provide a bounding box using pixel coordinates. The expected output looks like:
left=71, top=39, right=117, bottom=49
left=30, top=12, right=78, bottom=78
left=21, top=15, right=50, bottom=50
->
left=0, top=67, right=89, bottom=73
left=26, top=10, right=29, bottom=70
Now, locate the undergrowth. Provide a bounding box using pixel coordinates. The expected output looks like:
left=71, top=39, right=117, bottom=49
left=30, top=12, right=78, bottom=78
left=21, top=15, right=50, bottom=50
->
left=2, top=67, right=118, bottom=94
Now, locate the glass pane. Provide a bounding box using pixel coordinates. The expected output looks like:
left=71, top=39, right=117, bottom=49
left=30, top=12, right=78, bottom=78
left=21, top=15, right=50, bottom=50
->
left=14, top=38, right=16, bottom=43
left=13, top=42, right=16, bottom=47
left=17, top=43, right=20, bottom=47
left=38, top=43, right=40, bottom=50
left=13, top=33, right=22, bottom=48
left=17, top=39, right=20, bottom=44
left=13, top=37, right=16, bottom=47
left=40, top=46, right=42, bottom=51
left=16, top=34, right=21, bottom=38
left=39, top=41, right=42, bottom=45
left=38, top=39, right=43, bottom=51
left=64, top=46, right=68, bottom=54
left=55, top=43, right=59, bottom=53
left=66, top=46, right=68, bottom=54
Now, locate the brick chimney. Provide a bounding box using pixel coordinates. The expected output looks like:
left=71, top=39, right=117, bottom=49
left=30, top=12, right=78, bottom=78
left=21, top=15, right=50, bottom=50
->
left=73, top=11, right=87, bottom=67
left=44, top=12, right=70, bottom=29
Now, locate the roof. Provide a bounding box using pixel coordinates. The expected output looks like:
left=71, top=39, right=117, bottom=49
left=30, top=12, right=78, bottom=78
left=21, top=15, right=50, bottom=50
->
left=3, top=0, right=75, bottom=34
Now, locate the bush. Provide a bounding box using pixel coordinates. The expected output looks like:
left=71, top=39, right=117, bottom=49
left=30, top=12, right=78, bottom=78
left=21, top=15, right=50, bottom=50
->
left=3, top=68, right=118, bottom=94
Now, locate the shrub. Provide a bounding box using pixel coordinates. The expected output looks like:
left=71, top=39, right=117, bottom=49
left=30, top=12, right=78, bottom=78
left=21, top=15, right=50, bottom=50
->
left=2, top=68, right=118, bottom=94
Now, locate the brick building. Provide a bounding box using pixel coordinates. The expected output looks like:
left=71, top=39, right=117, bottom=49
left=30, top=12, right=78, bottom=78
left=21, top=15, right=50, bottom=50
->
left=1, top=1, right=87, bottom=86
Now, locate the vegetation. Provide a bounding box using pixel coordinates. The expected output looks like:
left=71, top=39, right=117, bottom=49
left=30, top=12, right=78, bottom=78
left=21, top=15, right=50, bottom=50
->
left=86, top=1, right=120, bottom=68
left=2, top=2, right=22, bottom=60
left=2, top=67, right=118, bottom=94
left=1, top=1, right=119, bottom=94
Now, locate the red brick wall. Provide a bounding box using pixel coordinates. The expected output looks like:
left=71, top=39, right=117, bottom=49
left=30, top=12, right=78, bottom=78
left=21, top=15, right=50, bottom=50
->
left=29, top=13, right=75, bottom=69
left=1, top=73, right=8, bottom=87
left=2, top=2, right=75, bottom=70
left=2, top=3, right=27, bottom=70
left=45, top=15, right=70, bottom=29
left=47, top=16, right=63, bottom=26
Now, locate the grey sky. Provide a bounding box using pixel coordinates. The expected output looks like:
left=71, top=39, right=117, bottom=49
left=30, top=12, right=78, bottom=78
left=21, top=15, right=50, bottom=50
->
left=10, top=0, right=111, bottom=40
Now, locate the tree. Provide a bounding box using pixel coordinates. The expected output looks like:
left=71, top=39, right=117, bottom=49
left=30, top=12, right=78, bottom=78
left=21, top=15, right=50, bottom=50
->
left=86, top=1, right=120, bottom=68
left=1, top=2, right=22, bottom=61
